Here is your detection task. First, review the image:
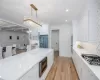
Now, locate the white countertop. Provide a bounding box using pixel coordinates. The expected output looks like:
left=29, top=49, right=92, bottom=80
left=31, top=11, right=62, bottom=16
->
left=73, top=47, right=100, bottom=80
left=0, top=48, right=53, bottom=80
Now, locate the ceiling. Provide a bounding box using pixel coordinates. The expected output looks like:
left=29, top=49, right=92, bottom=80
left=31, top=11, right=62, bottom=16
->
left=0, top=0, right=87, bottom=25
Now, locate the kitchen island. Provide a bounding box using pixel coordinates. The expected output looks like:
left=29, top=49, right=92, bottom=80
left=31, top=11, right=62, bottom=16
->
left=0, top=48, right=54, bottom=80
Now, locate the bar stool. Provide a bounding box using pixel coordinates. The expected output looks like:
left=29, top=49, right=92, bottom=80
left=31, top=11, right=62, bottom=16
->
left=27, top=45, right=31, bottom=51
left=0, top=47, right=3, bottom=59
left=12, top=44, right=16, bottom=55
left=4, top=46, right=12, bottom=58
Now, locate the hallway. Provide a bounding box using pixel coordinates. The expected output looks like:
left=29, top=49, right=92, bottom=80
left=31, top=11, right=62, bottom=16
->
left=46, top=57, right=79, bottom=80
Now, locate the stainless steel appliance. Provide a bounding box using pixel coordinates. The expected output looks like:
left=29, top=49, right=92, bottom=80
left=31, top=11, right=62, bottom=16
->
left=71, top=35, right=73, bottom=53
left=39, top=57, right=47, bottom=77
left=81, top=54, right=100, bottom=66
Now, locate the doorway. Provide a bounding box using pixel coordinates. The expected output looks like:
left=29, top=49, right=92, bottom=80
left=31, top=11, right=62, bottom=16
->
left=51, top=30, right=59, bottom=60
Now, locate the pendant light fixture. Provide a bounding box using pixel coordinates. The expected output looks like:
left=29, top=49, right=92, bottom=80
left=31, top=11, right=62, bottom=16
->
left=24, top=4, right=42, bottom=27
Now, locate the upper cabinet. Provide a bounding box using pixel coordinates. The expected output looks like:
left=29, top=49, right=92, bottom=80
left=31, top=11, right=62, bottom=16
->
left=76, top=5, right=89, bottom=41
left=73, top=0, right=99, bottom=42
left=88, top=0, right=98, bottom=42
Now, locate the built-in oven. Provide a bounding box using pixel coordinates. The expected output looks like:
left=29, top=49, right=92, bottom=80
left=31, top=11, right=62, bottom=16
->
left=39, top=57, right=47, bottom=77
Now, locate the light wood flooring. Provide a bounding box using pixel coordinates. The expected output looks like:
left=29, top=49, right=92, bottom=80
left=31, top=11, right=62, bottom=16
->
left=54, top=51, right=59, bottom=60
left=46, top=57, right=79, bottom=80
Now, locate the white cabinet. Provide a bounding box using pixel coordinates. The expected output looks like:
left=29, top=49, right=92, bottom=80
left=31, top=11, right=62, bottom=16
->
left=19, top=52, right=54, bottom=80
left=20, top=64, right=39, bottom=80
left=81, top=62, right=92, bottom=80
left=72, top=50, right=82, bottom=79
left=76, top=5, right=89, bottom=42
left=81, top=69, right=90, bottom=80
left=81, top=64, right=98, bottom=80
left=88, top=0, right=98, bottom=42
left=88, top=68, right=99, bottom=80
left=74, top=0, right=98, bottom=42
left=72, top=49, right=99, bottom=80
left=90, top=74, right=98, bottom=80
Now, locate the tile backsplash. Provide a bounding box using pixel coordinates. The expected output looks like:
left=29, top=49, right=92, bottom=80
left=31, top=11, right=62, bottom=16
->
left=81, top=42, right=97, bottom=54
left=76, top=41, right=97, bottom=54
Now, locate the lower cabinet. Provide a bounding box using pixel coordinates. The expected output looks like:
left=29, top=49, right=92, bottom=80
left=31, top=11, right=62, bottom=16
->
left=19, top=52, right=54, bottom=80
left=20, top=64, right=39, bottom=80
left=72, top=49, right=99, bottom=80
left=81, top=64, right=98, bottom=80
left=81, top=64, right=91, bottom=80
left=72, top=50, right=82, bottom=79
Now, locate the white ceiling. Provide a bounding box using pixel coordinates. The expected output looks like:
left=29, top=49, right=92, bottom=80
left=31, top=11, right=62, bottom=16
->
left=0, top=0, right=87, bottom=25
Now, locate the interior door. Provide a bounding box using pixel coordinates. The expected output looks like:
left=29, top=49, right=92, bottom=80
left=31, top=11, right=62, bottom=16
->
left=51, top=30, right=59, bottom=51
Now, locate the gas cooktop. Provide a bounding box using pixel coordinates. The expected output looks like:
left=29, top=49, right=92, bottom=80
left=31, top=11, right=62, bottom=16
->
left=81, top=54, right=100, bottom=66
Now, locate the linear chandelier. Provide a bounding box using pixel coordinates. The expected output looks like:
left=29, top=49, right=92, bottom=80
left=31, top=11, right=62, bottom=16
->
left=24, top=4, right=42, bottom=27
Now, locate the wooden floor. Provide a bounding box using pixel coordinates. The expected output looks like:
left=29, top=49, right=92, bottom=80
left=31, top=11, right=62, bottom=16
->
left=46, top=57, right=79, bottom=80
left=54, top=51, right=59, bottom=60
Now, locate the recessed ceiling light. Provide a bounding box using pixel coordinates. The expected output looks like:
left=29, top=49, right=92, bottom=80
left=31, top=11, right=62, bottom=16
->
left=65, top=20, right=68, bottom=22
left=66, top=9, right=69, bottom=12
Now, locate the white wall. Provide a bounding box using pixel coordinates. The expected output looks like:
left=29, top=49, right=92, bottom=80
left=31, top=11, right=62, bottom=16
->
left=30, top=24, right=49, bottom=38
left=49, top=24, right=72, bottom=57
left=0, top=30, right=29, bottom=46
left=38, top=24, right=49, bottom=35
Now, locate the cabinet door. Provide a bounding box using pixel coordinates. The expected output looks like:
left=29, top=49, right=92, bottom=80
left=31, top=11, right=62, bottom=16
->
left=77, top=7, right=89, bottom=41
left=81, top=60, right=99, bottom=80
left=19, top=64, right=39, bottom=80
left=81, top=69, right=90, bottom=80
left=72, top=50, right=76, bottom=64
left=81, top=68, right=98, bottom=80
left=88, top=0, right=98, bottom=42
left=72, top=50, right=99, bottom=80
left=81, top=59, right=91, bottom=80
left=89, top=74, right=98, bottom=80
left=72, top=50, right=82, bottom=79
left=88, top=69, right=99, bottom=80
left=75, top=54, right=82, bottom=79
